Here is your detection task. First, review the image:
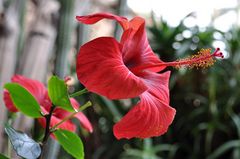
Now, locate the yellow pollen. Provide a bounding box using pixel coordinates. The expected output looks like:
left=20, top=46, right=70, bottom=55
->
left=174, top=48, right=217, bottom=69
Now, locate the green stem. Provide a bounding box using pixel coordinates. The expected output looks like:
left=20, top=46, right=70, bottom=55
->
left=69, top=88, right=88, bottom=98
left=50, top=101, right=92, bottom=131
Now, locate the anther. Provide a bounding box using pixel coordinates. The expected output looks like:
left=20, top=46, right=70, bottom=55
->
left=128, top=48, right=224, bottom=73
left=170, top=48, right=223, bottom=69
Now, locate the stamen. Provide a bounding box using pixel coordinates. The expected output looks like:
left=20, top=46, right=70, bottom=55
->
left=129, top=48, right=224, bottom=73
left=171, top=48, right=224, bottom=69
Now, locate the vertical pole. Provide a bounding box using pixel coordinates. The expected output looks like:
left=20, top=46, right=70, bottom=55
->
left=0, top=0, right=22, bottom=152
left=114, top=0, right=128, bottom=40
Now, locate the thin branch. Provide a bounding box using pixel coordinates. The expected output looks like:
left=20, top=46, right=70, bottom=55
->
left=69, top=88, right=88, bottom=98
left=38, top=105, right=56, bottom=159
left=50, top=101, right=92, bottom=131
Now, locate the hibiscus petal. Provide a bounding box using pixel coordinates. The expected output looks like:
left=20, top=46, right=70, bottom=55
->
left=113, top=92, right=176, bottom=139
left=76, top=37, right=148, bottom=99
left=76, top=12, right=129, bottom=30
left=38, top=117, right=76, bottom=133
left=121, top=17, right=166, bottom=73
left=74, top=112, right=93, bottom=133
left=113, top=71, right=175, bottom=139
left=40, top=92, right=52, bottom=113
left=38, top=114, right=75, bottom=140
left=3, top=90, right=18, bottom=112
left=3, top=75, right=47, bottom=112
left=11, top=75, right=47, bottom=104
left=141, top=71, right=171, bottom=103
left=51, top=98, right=93, bottom=133
left=38, top=107, right=76, bottom=139
left=76, top=13, right=165, bottom=73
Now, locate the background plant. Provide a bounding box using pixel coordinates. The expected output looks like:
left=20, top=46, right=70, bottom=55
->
left=3, top=75, right=91, bottom=159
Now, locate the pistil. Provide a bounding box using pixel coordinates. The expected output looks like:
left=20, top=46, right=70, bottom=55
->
left=130, top=48, right=224, bottom=73
left=164, top=48, right=223, bottom=69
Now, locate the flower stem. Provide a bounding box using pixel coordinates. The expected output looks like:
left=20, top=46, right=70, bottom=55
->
left=69, top=88, right=88, bottom=98
left=50, top=101, right=92, bottom=131
left=38, top=105, right=56, bottom=159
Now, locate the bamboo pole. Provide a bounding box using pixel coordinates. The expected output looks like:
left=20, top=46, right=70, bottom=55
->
left=43, top=1, right=92, bottom=158
left=114, top=0, right=128, bottom=40
left=0, top=0, right=22, bottom=152
left=0, top=0, right=3, bottom=13
left=44, top=0, right=76, bottom=158
left=13, top=0, right=60, bottom=132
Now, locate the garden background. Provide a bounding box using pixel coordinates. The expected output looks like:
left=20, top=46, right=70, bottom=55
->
left=0, top=0, right=240, bottom=158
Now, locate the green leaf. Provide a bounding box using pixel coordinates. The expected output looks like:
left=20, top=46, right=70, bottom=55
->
left=5, top=125, right=41, bottom=159
left=4, top=83, right=42, bottom=118
left=0, top=154, right=9, bottom=159
left=48, top=76, right=74, bottom=112
left=207, top=140, right=240, bottom=159
left=54, top=129, right=84, bottom=159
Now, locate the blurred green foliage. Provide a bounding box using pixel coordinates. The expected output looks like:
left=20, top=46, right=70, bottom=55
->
left=146, top=14, right=240, bottom=159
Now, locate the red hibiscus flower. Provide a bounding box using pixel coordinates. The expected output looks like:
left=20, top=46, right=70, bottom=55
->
left=3, top=75, right=93, bottom=134
left=76, top=13, right=223, bottom=139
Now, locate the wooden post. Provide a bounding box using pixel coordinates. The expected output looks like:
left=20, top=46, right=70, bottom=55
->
left=114, top=0, right=128, bottom=39
left=13, top=0, right=60, bottom=132
left=0, top=0, right=22, bottom=152
left=43, top=0, right=92, bottom=158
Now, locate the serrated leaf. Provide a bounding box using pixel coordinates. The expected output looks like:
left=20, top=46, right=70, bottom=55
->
left=0, top=154, right=9, bottom=159
left=4, top=125, right=41, bottom=159
left=54, top=129, right=84, bottom=159
left=48, top=76, right=74, bottom=112
left=4, top=83, right=42, bottom=118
